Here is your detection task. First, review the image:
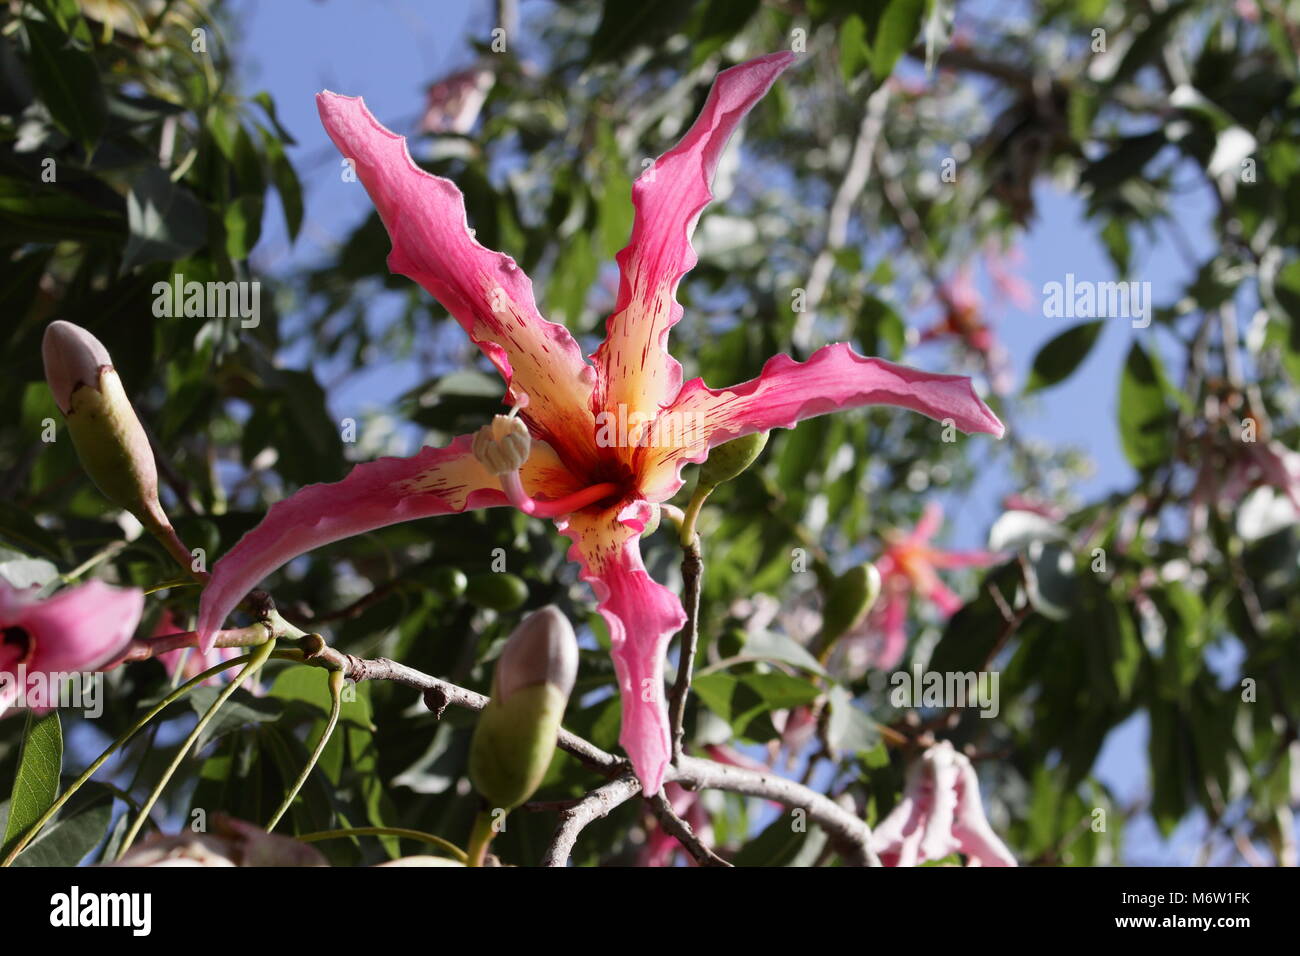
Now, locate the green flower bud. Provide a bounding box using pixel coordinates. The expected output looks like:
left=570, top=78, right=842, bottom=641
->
left=819, top=563, right=882, bottom=643
left=465, top=571, right=528, bottom=612
left=41, top=321, right=167, bottom=529
left=698, top=430, right=769, bottom=491
left=469, top=606, right=578, bottom=809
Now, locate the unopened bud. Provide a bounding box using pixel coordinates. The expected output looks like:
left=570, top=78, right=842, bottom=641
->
left=469, top=606, right=578, bottom=809
left=471, top=414, right=531, bottom=475
left=41, top=321, right=167, bottom=529
left=699, top=430, right=769, bottom=491
left=820, top=563, right=882, bottom=643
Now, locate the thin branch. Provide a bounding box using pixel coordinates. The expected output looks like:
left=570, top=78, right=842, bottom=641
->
left=668, top=756, right=880, bottom=867
left=667, top=539, right=702, bottom=763
left=540, top=776, right=642, bottom=867
left=646, top=792, right=731, bottom=867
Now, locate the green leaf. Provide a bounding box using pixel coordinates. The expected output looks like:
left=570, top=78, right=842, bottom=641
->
left=1117, top=340, right=1173, bottom=471
left=12, top=792, right=112, bottom=867
left=693, top=672, right=820, bottom=738
left=839, top=14, right=870, bottom=82
left=732, top=811, right=825, bottom=866
left=122, top=167, right=208, bottom=272
left=23, top=15, right=107, bottom=153
left=869, top=0, right=926, bottom=80
left=1, top=711, right=63, bottom=859
left=826, top=685, right=880, bottom=757
left=1024, top=320, right=1105, bottom=394
left=224, top=194, right=264, bottom=260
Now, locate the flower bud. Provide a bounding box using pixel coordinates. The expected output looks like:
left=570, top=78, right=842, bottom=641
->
left=41, top=321, right=167, bottom=530
left=471, top=414, right=531, bottom=475
left=698, top=430, right=769, bottom=491
left=820, top=562, right=882, bottom=643
left=469, top=606, right=578, bottom=810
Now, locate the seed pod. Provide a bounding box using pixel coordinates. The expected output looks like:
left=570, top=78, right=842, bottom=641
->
left=698, top=430, right=769, bottom=491
left=465, top=572, right=528, bottom=612
left=819, top=563, right=882, bottom=643
left=41, top=321, right=168, bottom=530
left=469, top=607, right=578, bottom=809
left=430, top=566, right=468, bottom=599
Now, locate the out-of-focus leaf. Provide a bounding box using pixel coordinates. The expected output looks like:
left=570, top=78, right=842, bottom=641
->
left=1024, top=320, right=1105, bottom=394
left=1117, top=340, right=1173, bottom=471
left=122, top=167, right=208, bottom=272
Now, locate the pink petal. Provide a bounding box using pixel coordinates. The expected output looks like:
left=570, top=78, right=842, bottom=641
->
left=925, top=580, right=965, bottom=618
left=953, top=751, right=1017, bottom=866
left=875, top=594, right=910, bottom=671
left=918, top=745, right=962, bottom=861
left=909, top=502, right=945, bottom=544
left=316, top=92, right=598, bottom=465
left=556, top=501, right=687, bottom=796
left=5, top=580, right=143, bottom=674
left=639, top=343, right=1004, bottom=500
left=197, top=435, right=513, bottom=651
left=929, top=548, right=1002, bottom=570
left=593, top=52, right=796, bottom=428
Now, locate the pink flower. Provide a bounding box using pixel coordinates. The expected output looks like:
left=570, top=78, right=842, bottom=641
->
left=153, top=609, right=240, bottom=685
left=868, top=503, right=1000, bottom=670
left=640, top=782, right=711, bottom=867
left=420, top=66, right=493, bottom=135
left=1001, top=492, right=1067, bottom=522
left=110, top=815, right=326, bottom=867
left=872, top=740, right=1016, bottom=867
left=196, top=53, right=1004, bottom=796
left=0, top=580, right=143, bottom=715
left=920, top=268, right=1013, bottom=394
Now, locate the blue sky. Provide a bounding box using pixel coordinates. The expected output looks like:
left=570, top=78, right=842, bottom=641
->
left=226, top=0, right=1233, bottom=863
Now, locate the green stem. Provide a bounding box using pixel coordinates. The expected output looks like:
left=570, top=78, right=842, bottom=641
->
left=0, top=650, right=289, bottom=868
left=679, top=483, right=714, bottom=548
left=297, top=826, right=468, bottom=864
left=265, top=669, right=345, bottom=833
left=60, top=540, right=127, bottom=585
left=467, top=808, right=498, bottom=867
left=114, top=638, right=278, bottom=860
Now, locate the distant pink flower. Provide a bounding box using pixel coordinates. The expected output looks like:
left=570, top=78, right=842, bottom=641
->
left=640, top=783, right=711, bottom=867
left=0, top=580, right=143, bottom=715
left=153, top=609, right=239, bottom=685
left=984, top=242, right=1033, bottom=311
left=419, top=66, right=493, bottom=135
left=867, top=503, right=1000, bottom=670
left=196, top=53, right=1003, bottom=797
left=1001, top=492, right=1066, bottom=522
left=921, top=268, right=1013, bottom=394
left=1223, top=439, right=1300, bottom=512
left=872, top=740, right=1016, bottom=867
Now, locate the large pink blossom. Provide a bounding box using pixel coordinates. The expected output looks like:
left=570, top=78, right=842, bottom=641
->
left=872, top=740, right=1016, bottom=867
left=196, top=52, right=1004, bottom=795
left=866, top=503, right=1000, bottom=671
left=0, top=580, right=143, bottom=714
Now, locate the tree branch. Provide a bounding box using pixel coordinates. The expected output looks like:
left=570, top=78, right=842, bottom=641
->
left=667, top=539, right=702, bottom=763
